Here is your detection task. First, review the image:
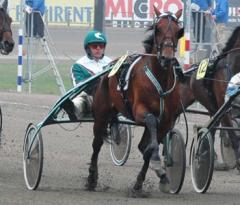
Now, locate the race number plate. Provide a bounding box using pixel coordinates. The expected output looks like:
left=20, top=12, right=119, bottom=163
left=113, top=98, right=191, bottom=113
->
left=196, top=58, right=209, bottom=80
left=108, top=52, right=128, bottom=77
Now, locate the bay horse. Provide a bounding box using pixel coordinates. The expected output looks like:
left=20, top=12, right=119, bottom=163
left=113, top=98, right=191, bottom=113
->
left=0, top=6, right=14, bottom=54
left=178, top=26, right=240, bottom=167
left=86, top=7, right=184, bottom=194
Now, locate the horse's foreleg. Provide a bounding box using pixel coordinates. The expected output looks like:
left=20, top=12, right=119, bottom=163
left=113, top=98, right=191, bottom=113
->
left=138, top=129, right=150, bottom=154
left=142, top=113, right=169, bottom=192
left=142, top=113, right=159, bottom=160
left=86, top=121, right=107, bottom=190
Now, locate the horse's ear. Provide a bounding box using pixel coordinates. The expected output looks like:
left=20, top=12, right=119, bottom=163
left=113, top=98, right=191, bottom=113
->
left=175, top=9, right=182, bottom=19
left=153, top=4, right=161, bottom=17
left=178, top=28, right=184, bottom=39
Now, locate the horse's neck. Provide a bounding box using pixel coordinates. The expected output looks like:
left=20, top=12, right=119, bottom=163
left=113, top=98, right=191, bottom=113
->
left=149, top=58, right=174, bottom=87
left=220, top=51, right=240, bottom=78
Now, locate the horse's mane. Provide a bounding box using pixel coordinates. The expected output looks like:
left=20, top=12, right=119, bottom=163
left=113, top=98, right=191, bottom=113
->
left=142, top=24, right=155, bottom=54
left=222, top=26, right=240, bottom=54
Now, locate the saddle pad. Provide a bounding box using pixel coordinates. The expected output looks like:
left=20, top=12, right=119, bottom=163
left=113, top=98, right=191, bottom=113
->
left=108, top=52, right=129, bottom=77
left=117, top=56, right=142, bottom=91
left=196, top=58, right=210, bottom=80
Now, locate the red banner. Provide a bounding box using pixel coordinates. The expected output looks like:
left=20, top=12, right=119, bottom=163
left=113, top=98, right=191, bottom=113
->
left=105, top=0, right=183, bottom=21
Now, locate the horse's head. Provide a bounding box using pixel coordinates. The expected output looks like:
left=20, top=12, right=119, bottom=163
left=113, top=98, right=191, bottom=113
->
left=153, top=6, right=184, bottom=67
left=0, top=8, right=14, bottom=55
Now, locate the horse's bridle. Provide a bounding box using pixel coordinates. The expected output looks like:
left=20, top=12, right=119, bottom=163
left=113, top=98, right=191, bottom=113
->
left=154, top=13, right=181, bottom=64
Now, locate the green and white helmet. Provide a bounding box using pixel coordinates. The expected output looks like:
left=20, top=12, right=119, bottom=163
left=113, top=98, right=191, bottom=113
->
left=84, top=30, right=107, bottom=48
left=84, top=30, right=107, bottom=59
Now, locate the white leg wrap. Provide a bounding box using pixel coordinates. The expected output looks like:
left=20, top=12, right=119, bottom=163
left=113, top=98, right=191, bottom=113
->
left=150, top=160, right=166, bottom=177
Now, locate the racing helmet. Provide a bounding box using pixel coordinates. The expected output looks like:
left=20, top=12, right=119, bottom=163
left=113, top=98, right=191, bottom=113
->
left=84, top=30, right=107, bottom=59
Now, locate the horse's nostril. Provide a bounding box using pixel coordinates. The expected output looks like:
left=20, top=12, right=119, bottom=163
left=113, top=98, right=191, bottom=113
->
left=9, top=42, right=14, bottom=48
left=3, top=41, right=14, bottom=51
left=5, top=41, right=13, bottom=46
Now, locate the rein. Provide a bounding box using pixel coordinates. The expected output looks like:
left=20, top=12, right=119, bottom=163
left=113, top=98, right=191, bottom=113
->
left=212, top=47, right=240, bottom=83
left=217, top=47, right=240, bottom=60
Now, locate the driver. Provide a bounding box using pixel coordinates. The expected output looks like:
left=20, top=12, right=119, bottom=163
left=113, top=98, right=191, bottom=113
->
left=62, top=30, right=112, bottom=120
left=225, top=73, right=240, bottom=102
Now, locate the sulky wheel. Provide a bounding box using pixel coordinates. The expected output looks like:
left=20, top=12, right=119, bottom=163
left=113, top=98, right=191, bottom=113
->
left=23, top=123, right=43, bottom=190
left=190, top=128, right=214, bottom=193
left=220, top=119, right=239, bottom=169
left=165, top=128, right=186, bottom=194
left=109, top=119, right=132, bottom=166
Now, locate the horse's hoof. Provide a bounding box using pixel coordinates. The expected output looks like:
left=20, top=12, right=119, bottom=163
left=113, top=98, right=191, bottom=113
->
left=159, top=175, right=170, bottom=193
left=236, top=159, right=240, bottom=171
left=214, top=160, right=229, bottom=171
left=128, top=188, right=150, bottom=198
left=85, top=183, right=96, bottom=191
left=85, top=181, right=97, bottom=191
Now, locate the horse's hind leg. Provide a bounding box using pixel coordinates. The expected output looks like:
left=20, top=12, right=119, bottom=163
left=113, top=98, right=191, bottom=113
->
left=86, top=83, right=111, bottom=190
left=86, top=114, right=109, bottom=190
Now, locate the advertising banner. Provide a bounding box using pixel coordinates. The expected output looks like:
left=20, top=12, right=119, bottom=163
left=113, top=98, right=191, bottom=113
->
left=228, top=0, right=240, bottom=27
left=8, top=1, right=238, bottom=28
left=105, top=0, right=183, bottom=28
left=9, top=0, right=94, bottom=26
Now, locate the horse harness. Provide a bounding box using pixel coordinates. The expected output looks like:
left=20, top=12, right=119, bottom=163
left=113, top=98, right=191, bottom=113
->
left=115, top=54, right=140, bottom=119
left=201, top=49, right=240, bottom=112
left=113, top=13, right=182, bottom=121
left=115, top=54, right=180, bottom=121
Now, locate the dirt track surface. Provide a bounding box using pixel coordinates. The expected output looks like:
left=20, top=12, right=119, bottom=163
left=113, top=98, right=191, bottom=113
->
left=0, top=91, right=240, bottom=205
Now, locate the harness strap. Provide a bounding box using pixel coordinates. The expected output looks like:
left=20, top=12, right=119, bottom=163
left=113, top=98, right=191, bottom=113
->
left=144, top=64, right=177, bottom=97
left=144, top=64, right=165, bottom=121
left=144, top=63, right=178, bottom=121
left=217, top=48, right=240, bottom=60
left=144, top=65, right=164, bottom=95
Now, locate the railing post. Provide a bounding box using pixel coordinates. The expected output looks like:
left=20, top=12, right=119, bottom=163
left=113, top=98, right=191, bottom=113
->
left=111, top=11, right=113, bottom=27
